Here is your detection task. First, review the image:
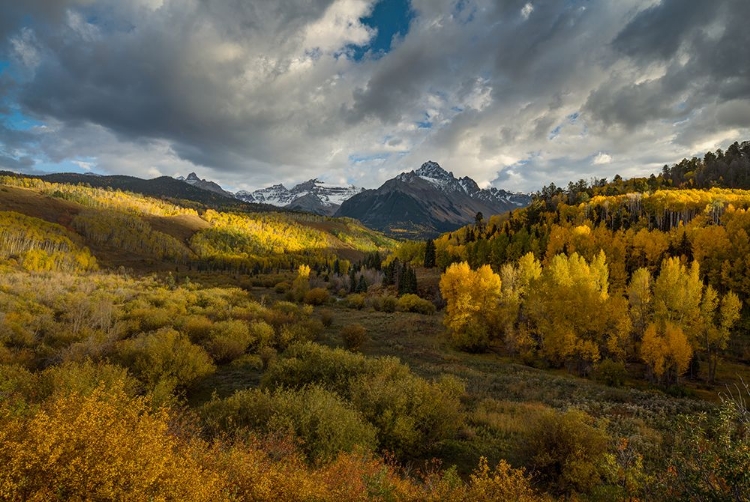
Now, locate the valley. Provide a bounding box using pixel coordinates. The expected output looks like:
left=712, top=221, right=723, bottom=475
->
left=1, top=143, right=749, bottom=500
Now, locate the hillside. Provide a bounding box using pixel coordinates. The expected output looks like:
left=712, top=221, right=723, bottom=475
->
left=0, top=174, right=398, bottom=273
left=0, top=171, right=278, bottom=213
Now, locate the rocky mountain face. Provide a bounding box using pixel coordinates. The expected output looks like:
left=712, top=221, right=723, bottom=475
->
left=335, top=161, right=530, bottom=238
left=236, top=179, right=364, bottom=216
left=177, top=172, right=234, bottom=197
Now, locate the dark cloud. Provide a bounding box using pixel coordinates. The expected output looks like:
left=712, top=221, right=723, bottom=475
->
left=612, top=0, right=718, bottom=61
left=586, top=0, right=750, bottom=131
left=0, top=0, right=748, bottom=192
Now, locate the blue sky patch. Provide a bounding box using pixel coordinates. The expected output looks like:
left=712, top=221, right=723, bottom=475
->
left=351, top=0, right=414, bottom=61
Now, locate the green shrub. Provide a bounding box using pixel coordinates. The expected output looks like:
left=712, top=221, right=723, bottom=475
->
left=258, top=346, right=278, bottom=370
left=449, top=322, right=490, bottom=353
left=180, top=315, right=214, bottom=344
left=346, top=293, right=365, bottom=310
left=38, top=361, right=139, bottom=400
left=396, top=294, right=435, bottom=315
left=381, top=295, right=398, bottom=313
left=262, top=342, right=368, bottom=396
left=201, top=385, right=377, bottom=463
left=263, top=342, right=465, bottom=460
left=518, top=409, right=610, bottom=496
left=117, top=328, right=215, bottom=391
left=350, top=361, right=465, bottom=459
left=341, top=324, right=367, bottom=352
left=319, top=309, right=334, bottom=328
left=274, top=281, right=290, bottom=294
left=594, top=359, right=627, bottom=387
left=303, top=287, right=329, bottom=306
left=248, top=320, right=274, bottom=348
left=204, top=320, right=253, bottom=363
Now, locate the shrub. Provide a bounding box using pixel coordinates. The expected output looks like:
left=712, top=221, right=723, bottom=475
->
left=341, top=324, right=367, bottom=352
left=319, top=309, right=334, bottom=327
left=201, top=386, right=377, bottom=464
left=346, top=293, right=365, bottom=310
left=396, top=294, right=435, bottom=315
left=518, top=409, right=610, bottom=496
left=349, top=362, right=465, bottom=459
left=38, top=360, right=139, bottom=400
left=0, top=387, right=220, bottom=501
left=467, top=457, right=546, bottom=502
left=262, top=342, right=369, bottom=396
left=181, top=315, right=214, bottom=344
left=381, top=295, right=398, bottom=313
left=204, top=320, right=253, bottom=363
left=259, top=346, right=278, bottom=370
left=117, top=327, right=215, bottom=391
left=594, top=359, right=627, bottom=387
left=448, top=322, right=490, bottom=353
left=248, top=320, right=275, bottom=349
left=264, top=342, right=465, bottom=460
left=304, top=287, right=329, bottom=306
left=274, top=281, right=291, bottom=294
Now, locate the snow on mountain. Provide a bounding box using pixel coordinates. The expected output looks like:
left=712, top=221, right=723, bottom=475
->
left=246, top=184, right=292, bottom=206
left=402, top=161, right=531, bottom=206
left=245, top=179, right=363, bottom=212
left=233, top=190, right=256, bottom=203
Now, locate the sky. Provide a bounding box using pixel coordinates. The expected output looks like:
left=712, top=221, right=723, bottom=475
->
left=0, top=0, right=748, bottom=194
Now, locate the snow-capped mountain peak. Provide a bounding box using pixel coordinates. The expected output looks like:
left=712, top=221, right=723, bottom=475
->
left=415, top=161, right=454, bottom=182
left=395, top=161, right=532, bottom=206
left=239, top=179, right=364, bottom=215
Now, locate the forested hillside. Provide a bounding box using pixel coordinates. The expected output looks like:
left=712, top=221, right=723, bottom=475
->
left=387, top=142, right=750, bottom=389
left=0, top=175, right=397, bottom=274
left=0, top=164, right=749, bottom=500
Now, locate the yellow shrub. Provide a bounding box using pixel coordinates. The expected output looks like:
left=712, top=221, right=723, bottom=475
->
left=0, top=386, right=221, bottom=501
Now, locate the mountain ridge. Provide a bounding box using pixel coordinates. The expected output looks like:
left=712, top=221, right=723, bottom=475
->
left=335, top=161, right=531, bottom=239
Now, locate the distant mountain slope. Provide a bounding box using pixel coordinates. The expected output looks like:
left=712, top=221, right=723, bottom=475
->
left=335, top=161, right=530, bottom=238
left=239, top=178, right=364, bottom=215
left=34, top=172, right=273, bottom=212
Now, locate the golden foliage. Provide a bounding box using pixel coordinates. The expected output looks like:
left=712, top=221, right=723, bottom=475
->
left=0, top=386, right=221, bottom=501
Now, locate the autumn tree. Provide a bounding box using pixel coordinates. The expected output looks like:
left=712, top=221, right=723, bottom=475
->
left=439, top=262, right=502, bottom=351
left=526, top=252, right=630, bottom=374
left=699, top=289, right=742, bottom=382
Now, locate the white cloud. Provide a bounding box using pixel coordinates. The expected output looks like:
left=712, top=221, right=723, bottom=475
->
left=521, top=3, right=534, bottom=20
left=593, top=152, right=612, bottom=165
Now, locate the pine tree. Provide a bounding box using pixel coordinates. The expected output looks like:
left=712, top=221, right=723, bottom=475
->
left=356, top=275, right=369, bottom=293
left=424, top=239, right=436, bottom=268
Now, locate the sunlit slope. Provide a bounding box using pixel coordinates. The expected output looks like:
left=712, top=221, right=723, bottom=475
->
left=0, top=176, right=399, bottom=271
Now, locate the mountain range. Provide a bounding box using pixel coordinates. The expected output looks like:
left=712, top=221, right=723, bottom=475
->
left=334, top=161, right=531, bottom=238
left=2, top=162, right=530, bottom=238
left=234, top=179, right=364, bottom=216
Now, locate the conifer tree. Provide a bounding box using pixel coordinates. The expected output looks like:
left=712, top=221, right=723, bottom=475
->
left=424, top=239, right=436, bottom=268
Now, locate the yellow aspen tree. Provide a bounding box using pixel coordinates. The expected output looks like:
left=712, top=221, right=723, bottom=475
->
left=640, top=322, right=693, bottom=384
left=527, top=252, right=628, bottom=374
left=439, top=262, right=502, bottom=351
left=652, top=257, right=703, bottom=336
left=700, top=290, right=742, bottom=382
left=627, top=267, right=652, bottom=354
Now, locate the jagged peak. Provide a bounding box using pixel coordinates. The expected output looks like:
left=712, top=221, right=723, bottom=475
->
left=186, top=172, right=201, bottom=181
left=415, top=161, right=454, bottom=181
left=292, top=179, right=323, bottom=192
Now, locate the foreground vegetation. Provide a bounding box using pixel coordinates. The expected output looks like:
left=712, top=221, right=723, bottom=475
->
left=1, top=151, right=749, bottom=500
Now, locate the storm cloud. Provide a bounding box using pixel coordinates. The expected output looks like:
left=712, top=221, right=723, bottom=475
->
left=0, top=0, right=747, bottom=192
